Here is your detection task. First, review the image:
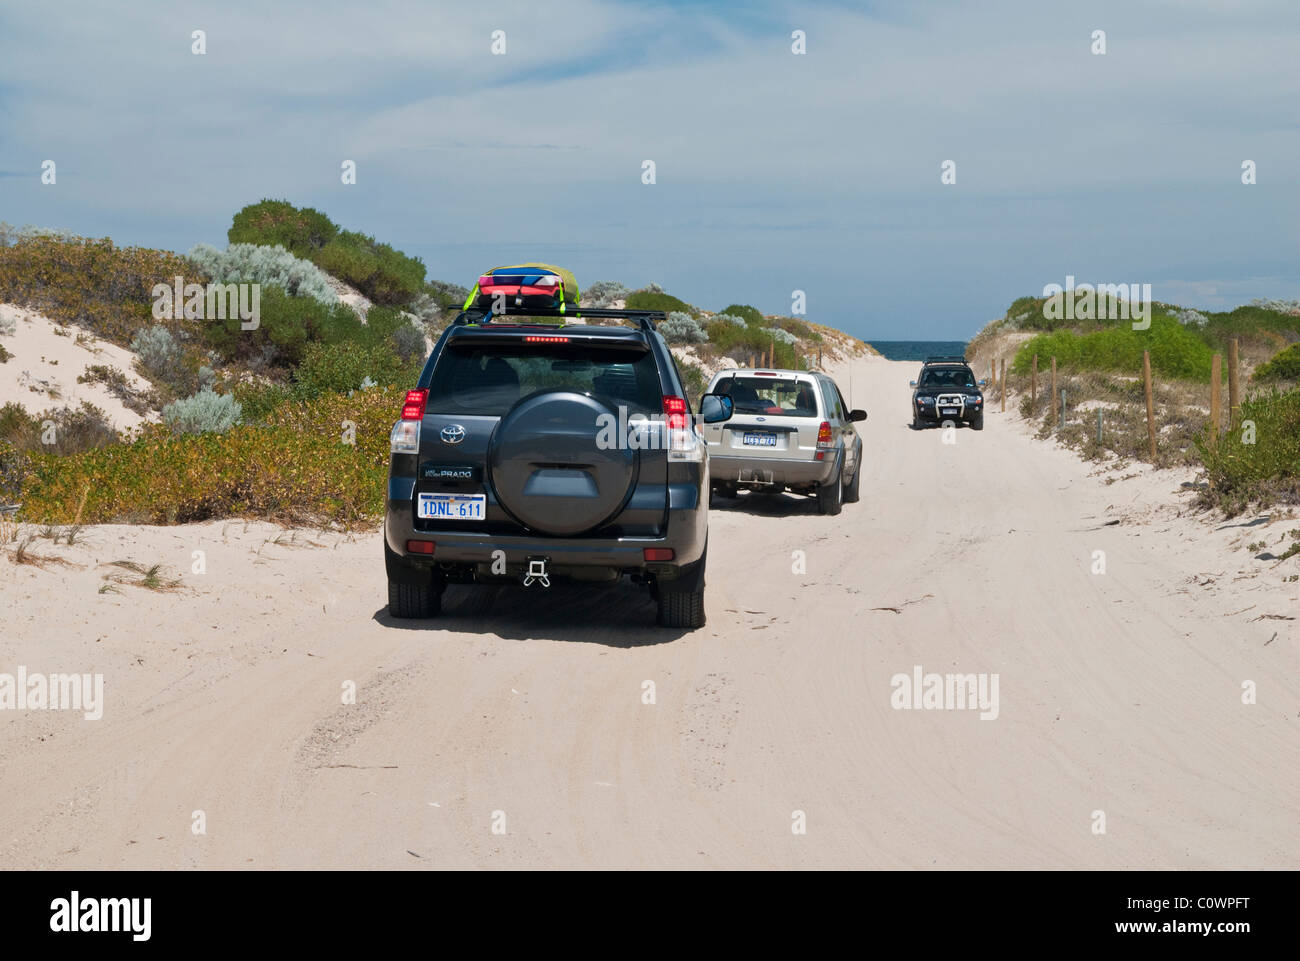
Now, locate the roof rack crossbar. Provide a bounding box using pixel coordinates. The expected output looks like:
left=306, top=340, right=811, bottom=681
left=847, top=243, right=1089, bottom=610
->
left=452, top=304, right=665, bottom=332
left=923, top=355, right=969, bottom=364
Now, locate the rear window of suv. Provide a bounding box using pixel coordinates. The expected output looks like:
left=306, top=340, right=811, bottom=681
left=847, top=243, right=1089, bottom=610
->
left=713, top=375, right=818, bottom=417
left=425, top=343, right=662, bottom=416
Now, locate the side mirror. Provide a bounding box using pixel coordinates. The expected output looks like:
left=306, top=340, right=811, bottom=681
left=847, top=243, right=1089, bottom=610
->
left=699, top=393, right=734, bottom=424
left=979, top=379, right=989, bottom=387
left=908, top=380, right=917, bottom=388
left=849, top=409, right=867, bottom=422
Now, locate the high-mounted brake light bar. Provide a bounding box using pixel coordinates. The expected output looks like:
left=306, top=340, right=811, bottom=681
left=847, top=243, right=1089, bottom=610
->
left=452, top=304, right=666, bottom=332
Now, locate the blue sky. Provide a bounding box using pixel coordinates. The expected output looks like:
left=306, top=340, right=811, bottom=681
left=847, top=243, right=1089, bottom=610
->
left=1, top=0, right=1298, bottom=340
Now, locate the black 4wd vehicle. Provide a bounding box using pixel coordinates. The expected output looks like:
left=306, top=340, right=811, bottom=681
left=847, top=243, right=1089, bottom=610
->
left=384, top=304, right=734, bottom=628
left=909, top=356, right=988, bottom=430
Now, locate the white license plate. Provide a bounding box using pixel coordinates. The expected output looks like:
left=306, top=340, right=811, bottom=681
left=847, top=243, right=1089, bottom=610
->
left=940, top=407, right=959, bottom=416
left=418, top=493, right=486, bottom=521
left=742, top=432, right=777, bottom=447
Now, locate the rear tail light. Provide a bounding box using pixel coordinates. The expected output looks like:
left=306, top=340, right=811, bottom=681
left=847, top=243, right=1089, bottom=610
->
left=401, top=389, right=428, bottom=421
left=390, top=419, right=420, bottom=454
left=817, top=421, right=833, bottom=448
left=662, top=395, right=689, bottom=430
left=392, top=390, right=426, bottom=454
left=662, top=395, right=702, bottom=462
left=406, top=540, right=436, bottom=555
left=643, top=548, right=675, bottom=562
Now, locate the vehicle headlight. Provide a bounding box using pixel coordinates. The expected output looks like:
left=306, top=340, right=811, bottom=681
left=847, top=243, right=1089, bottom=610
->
left=966, top=395, right=982, bottom=404
left=917, top=396, right=934, bottom=405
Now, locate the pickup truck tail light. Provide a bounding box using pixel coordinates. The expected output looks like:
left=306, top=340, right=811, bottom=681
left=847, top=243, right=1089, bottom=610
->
left=663, top=395, right=702, bottom=462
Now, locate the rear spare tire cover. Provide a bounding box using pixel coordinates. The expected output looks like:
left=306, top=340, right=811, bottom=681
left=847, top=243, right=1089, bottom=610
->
left=489, top=391, right=637, bottom=535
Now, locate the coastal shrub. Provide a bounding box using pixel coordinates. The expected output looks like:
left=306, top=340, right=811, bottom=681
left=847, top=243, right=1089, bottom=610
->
left=626, top=289, right=695, bottom=315
left=162, top=389, right=242, bottom=434
left=719, top=303, right=765, bottom=326
left=17, top=387, right=403, bottom=525
left=659, top=312, right=708, bottom=344
left=187, top=242, right=337, bottom=304
left=1197, top=388, right=1300, bottom=514
left=0, top=234, right=197, bottom=346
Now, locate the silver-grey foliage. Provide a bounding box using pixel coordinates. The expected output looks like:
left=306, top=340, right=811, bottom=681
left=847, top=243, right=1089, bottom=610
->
left=187, top=243, right=338, bottom=304
left=582, top=281, right=630, bottom=308
left=659, top=311, right=708, bottom=344
left=130, top=325, right=183, bottom=379
left=392, top=323, right=428, bottom=363
left=161, top=388, right=242, bottom=434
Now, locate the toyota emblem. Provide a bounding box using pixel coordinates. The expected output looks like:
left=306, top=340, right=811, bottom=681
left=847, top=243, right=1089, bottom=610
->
left=440, top=424, right=467, bottom=445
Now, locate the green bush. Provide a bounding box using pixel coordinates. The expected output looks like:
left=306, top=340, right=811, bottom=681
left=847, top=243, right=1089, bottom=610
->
left=718, top=303, right=765, bottom=326
left=1011, top=313, right=1217, bottom=380
left=228, top=380, right=295, bottom=424
left=198, top=285, right=363, bottom=367
left=626, top=289, right=696, bottom=315
left=1252, top=343, right=1300, bottom=381
left=227, top=201, right=426, bottom=307
left=1197, top=388, right=1300, bottom=513
left=293, top=341, right=417, bottom=396
left=228, top=199, right=338, bottom=254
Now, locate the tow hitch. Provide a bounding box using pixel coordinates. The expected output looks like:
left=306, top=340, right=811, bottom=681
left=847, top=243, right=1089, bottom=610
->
left=522, top=556, right=551, bottom=588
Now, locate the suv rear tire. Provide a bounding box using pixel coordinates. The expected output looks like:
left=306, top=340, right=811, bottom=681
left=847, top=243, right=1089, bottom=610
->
left=388, top=576, right=442, bottom=618
left=657, top=589, right=705, bottom=629
left=655, top=545, right=706, bottom=629
left=817, top=466, right=843, bottom=516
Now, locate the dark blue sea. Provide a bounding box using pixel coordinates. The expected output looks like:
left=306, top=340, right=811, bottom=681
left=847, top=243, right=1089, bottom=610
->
left=868, top=340, right=968, bottom=361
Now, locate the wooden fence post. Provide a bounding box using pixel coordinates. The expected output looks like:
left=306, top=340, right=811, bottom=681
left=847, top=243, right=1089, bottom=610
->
left=1050, top=356, right=1058, bottom=426
left=1000, top=357, right=1007, bottom=412
left=1210, top=352, right=1223, bottom=446
left=1143, top=350, right=1157, bottom=461
left=1227, top=338, right=1240, bottom=425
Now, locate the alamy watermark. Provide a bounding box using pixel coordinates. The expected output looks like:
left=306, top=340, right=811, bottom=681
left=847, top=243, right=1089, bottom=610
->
left=1042, top=275, right=1152, bottom=329
left=152, top=276, right=260, bottom=330
left=890, top=665, right=999, bottom=720
left=0, top=666, right=104, bottom=720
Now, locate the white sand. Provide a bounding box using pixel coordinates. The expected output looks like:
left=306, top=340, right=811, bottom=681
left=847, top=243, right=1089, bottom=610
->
left=0, top=354, right=1296, bottom=868
left=0, top=304, right=156, bottom=431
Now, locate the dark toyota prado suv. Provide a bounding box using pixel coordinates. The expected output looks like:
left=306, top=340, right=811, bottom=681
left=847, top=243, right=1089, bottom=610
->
left=910, top=356, right=988, bottom=430
left=384, top=304, right=734, bottom=628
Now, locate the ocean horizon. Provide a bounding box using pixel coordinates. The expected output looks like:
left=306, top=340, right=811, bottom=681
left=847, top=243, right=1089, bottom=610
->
left=867, top=340, right=969, bottom=362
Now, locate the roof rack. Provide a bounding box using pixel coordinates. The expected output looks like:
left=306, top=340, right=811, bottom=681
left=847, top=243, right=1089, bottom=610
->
left=452, top=304, right=665, bottom=332
left=923, top=355, right=969, bottom=364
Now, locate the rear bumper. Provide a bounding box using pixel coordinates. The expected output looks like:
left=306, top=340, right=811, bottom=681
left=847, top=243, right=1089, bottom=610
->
left=708, top=452, right=838, bottom=487
left=383, top=477, right=707, bottom=577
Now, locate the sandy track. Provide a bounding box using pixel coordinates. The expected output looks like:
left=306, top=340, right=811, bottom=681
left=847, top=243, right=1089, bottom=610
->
left=2, top=357, right=1297, bottom=869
